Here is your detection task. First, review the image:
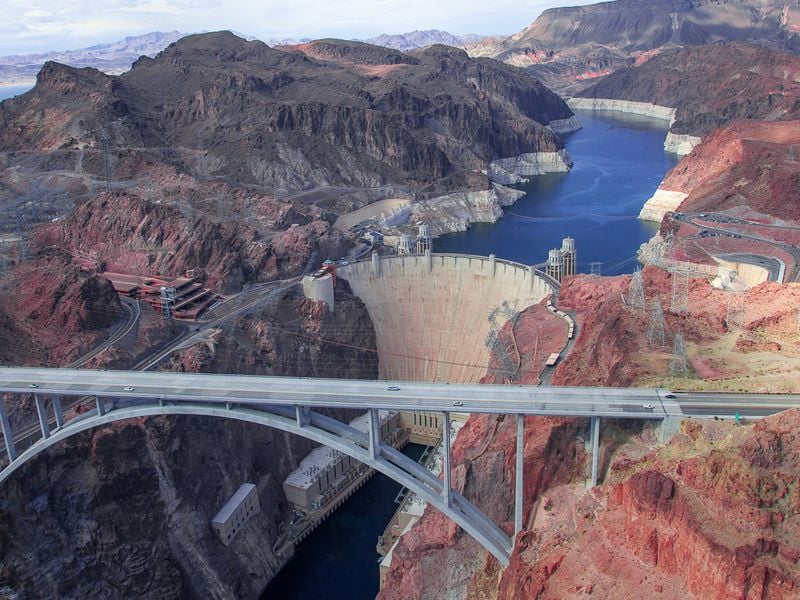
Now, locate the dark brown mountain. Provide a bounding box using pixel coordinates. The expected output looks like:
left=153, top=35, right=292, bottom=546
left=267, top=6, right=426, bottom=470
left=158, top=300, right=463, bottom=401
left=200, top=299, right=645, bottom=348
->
left=576, top=43, right=800, bottom=136
left=0, top=31, right=572, bottom=192
left=469, top=0, right=800, bottom=93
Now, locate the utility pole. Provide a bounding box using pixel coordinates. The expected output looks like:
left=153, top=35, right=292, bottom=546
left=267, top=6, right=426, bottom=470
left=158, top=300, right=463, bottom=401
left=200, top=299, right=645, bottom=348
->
left=590, top=262, right=602, bottom=276
left=647, top=299, right=667, bottom=347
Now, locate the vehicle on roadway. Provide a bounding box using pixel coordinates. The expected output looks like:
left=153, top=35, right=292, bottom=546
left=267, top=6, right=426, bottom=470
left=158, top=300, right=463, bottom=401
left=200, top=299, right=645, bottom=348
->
left=387, top=386, right=400, bottom=391
left=664, top=393, right=676, bottom=399
left=124, top=386, right=135, bottom=392
left=28, top=383, right=38, bottom=388
left=642, top=404, right=655, bottom=410
left=452, top=400, right=464, bottom=407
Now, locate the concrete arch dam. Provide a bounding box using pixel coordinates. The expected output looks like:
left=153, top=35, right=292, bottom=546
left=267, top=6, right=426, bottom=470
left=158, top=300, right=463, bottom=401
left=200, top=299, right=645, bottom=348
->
left=337, top=254, right=556, bottom=383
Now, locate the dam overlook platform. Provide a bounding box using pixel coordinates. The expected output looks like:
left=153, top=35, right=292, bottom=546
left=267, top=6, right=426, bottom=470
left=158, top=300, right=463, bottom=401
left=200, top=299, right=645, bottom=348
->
left=336, top=253, right=557, bottom=383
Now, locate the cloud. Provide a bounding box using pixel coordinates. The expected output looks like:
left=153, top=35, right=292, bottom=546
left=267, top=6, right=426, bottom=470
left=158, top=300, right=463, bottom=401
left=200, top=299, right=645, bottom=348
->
left=0, top=0, right=595, bottom=56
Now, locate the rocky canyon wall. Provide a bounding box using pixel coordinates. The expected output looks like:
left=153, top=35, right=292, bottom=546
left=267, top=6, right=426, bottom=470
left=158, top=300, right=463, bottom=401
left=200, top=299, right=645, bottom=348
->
left=0, top=283, right=378, bottom=599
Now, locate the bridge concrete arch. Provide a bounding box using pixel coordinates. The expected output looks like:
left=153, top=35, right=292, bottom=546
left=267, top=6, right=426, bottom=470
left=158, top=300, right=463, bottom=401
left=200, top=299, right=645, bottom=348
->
left=0, top=399, right=514, bottom=565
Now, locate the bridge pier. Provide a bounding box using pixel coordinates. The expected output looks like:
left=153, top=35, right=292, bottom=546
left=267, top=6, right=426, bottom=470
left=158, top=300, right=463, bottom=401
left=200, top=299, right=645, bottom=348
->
left=368, top=408, right=381, bottom=459
left=295, top=405, right=311, bottom=427
left=96, top=397, right=105, bottom=417
left=442, top=411, right=452, bottom=507
left=0, top=399, right=15, bottom=461
left=52, top=395, right=64, bottom=429
left=590, top=417, right=600, bottom=487
left=514, top=414, right=524, bottom=536
left=34, top=394, right=50, bottom=439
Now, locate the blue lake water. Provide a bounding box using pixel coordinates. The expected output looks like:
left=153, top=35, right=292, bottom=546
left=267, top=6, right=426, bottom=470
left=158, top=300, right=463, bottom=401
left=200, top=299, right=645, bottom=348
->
left=434, top=110, right=679, bottom=275
left=262, top=444, right=426, bottom=600
left=0, top=84, right=34, bottom=102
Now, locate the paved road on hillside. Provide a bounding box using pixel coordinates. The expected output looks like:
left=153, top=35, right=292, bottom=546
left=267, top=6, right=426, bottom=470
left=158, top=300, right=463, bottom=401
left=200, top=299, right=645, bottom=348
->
left=676, top=212, right=800, bottom=282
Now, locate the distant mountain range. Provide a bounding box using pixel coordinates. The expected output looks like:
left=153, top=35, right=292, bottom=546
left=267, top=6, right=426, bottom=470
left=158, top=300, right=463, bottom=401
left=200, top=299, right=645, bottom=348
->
left=462, top=0, right=800, bottom=93
left=363, top=30, right=483, bottom=51
left=0, top=29, right=485, bottom=86
left=0, top=31, right=185, bottom=84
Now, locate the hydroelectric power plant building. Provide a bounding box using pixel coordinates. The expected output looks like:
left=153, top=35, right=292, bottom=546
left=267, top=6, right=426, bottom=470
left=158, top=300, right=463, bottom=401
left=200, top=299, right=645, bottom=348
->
left=283, top=411, right=403, bottom=512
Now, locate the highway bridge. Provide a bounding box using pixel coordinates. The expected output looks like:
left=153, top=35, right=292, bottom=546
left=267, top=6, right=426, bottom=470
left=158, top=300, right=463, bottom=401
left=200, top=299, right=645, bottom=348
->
left=0, top=367, right=797, bottom=566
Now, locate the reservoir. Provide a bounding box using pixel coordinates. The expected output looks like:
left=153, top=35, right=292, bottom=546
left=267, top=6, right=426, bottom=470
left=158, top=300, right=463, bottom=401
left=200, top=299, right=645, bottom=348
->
left=435, top=110, right=679, bottom=275
left=0, top=85, right=34, bottom=102
left=260, top=109, right=678, bottom=599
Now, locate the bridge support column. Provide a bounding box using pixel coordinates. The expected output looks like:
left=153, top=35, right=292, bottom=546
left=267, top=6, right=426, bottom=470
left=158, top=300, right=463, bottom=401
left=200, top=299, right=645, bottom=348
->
left=442, top=411, right=452, bottom=507
left=34, top=394, right=50, bottom=440
left=295, top=405, right=311, bottom=427
left=52, top=395, right=64, bottom=429
left=368, top=409, right=380, bottom=460
left=0, top=399, right=15, bottom=461
left=514, top=414, right=524, bottom=537
left=96, top=397, right=105, bottom=417
left=590, top=417, right=600, bottom=487
left=489, top=253, right=496, bottom=278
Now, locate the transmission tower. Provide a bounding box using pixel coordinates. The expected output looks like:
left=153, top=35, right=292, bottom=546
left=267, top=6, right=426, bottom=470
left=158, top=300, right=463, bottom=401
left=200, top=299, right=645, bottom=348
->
left=627, top=267, right=645, bottom=310
left=15, top=214, right=27, bottom=264
left=647, top=299, right=667, bottom=347
left=670, top=332, right=688, bottom=375
left=725, top=292, right=745, bottom=329
left=671, top=268, right=689, bottom=315
left=195, top=132, right=206, bottom=180
left=100, top=132, right=112, bottom=193
left=160, top=287, right=177, bottom=320
left=485, top=303, right=520, bottom=382
left=590, top=262, right=602, bottom=276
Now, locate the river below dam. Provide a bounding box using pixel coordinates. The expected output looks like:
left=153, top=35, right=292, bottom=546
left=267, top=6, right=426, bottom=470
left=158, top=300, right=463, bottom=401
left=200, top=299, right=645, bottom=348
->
left=436, top=109, right=679, bottom=274
left=260, top=109, right=678, bottom=599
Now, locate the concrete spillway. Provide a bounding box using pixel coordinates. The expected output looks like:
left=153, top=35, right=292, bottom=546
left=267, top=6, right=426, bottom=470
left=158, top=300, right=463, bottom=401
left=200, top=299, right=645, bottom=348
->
left=337, top=254, right=555, bottom=383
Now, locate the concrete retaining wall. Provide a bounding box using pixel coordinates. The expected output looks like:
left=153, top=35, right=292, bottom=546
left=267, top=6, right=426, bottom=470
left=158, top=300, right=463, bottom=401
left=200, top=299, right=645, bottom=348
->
left=567, top=98, right=676, bottom=124
left=338, top=254, right=554, bottom=383
left=302, top=273, right=334, bottom=312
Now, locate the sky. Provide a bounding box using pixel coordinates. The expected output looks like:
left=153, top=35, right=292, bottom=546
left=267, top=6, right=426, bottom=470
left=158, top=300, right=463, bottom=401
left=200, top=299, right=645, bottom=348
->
left=0, top=0, right=596, bottom=55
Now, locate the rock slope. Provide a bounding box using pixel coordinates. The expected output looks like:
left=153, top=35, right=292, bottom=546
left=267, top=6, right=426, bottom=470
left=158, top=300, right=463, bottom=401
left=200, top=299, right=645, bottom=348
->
left=577, top=43, right=800, bottom=138
left=0, top=282, right=378, bottom=599
left=468, top=0, right=800, bottom=93
left=0, top=32, right=574, bottom=192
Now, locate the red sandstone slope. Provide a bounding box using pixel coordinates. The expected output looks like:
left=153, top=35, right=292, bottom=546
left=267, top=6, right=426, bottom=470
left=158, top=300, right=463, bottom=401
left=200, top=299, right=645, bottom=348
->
left=380, top=409, right=800, bottom=600
left=658, top=120, right=800, bottom=222
left=0, top=254, right=121, bottom=367
left=554, top=269, right=800, bottom=391
left=578, top=44, right=800, bottom=136
left=498, top=413, right=800, bottom=599
left=36, top=191, right=348, bottom=292
left=380, top=270, right=800, bottom=598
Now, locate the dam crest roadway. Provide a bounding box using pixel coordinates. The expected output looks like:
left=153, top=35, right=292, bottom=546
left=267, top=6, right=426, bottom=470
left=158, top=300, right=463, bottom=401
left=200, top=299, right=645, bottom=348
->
left=2, top=367, right=798, bottom=566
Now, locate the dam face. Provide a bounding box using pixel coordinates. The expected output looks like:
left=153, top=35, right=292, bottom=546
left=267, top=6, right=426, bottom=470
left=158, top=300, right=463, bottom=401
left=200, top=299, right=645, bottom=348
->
left=337, top=254, right=555, bottom=383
